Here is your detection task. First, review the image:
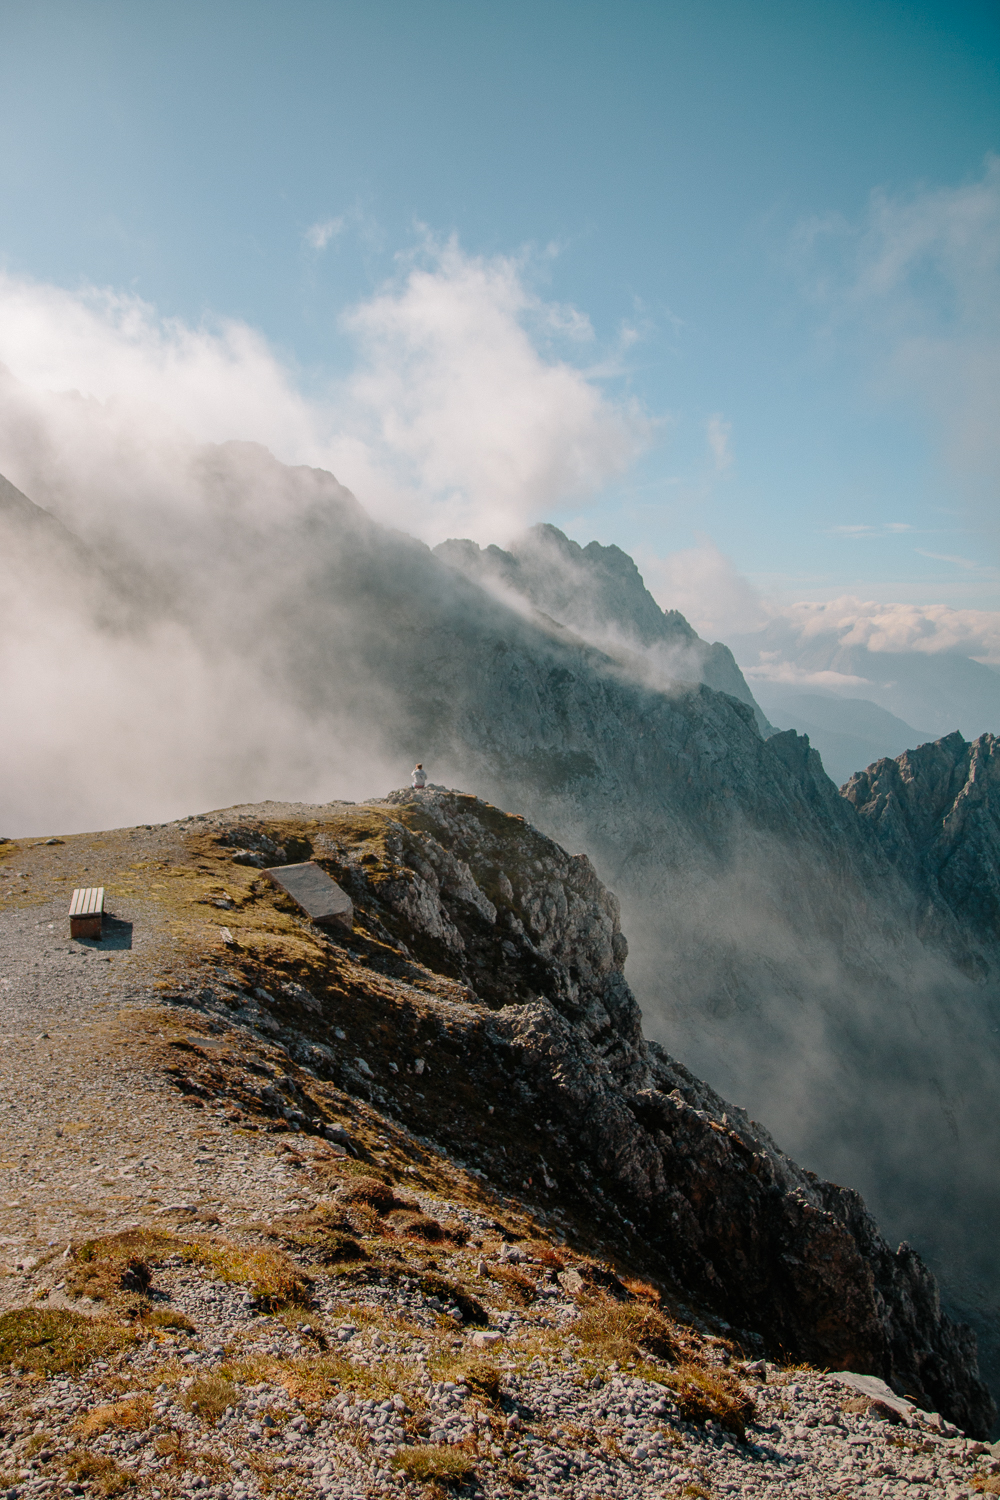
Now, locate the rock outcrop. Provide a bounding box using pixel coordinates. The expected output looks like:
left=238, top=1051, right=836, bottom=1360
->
left=843, top=731, right=1000, bottom=965
left=434, top=525, right=772, bottom=734
left=200, top=790, right=994, bottom=1435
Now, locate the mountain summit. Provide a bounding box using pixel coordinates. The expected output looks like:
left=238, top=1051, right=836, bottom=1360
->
left=435, top=525, right=771, bottom=734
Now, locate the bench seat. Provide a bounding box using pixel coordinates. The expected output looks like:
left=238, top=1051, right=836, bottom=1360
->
left=69, top=886, right=104, bottom=939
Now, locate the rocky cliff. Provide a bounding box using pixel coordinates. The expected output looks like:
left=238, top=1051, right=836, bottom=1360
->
left=434, top=525, right=771, bottom=734
left=6, top=798, right=1000, bottom=1500
left=843, top=731, right=1000, bottom=966
left=165, top=790, right=993, bottom=1433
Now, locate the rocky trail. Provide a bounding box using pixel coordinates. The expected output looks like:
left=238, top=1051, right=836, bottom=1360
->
left=0, top=794, right=997, bottom=1500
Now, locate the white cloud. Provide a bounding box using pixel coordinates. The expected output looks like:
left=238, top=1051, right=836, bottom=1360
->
left=742, top=662, right=873, bottom=692
left=915, top=549, right=997, bottom=573
left=827, top=522, right=914, bottom=538
left=0, top=274, right=313, bottom=449
left=641, top=540, right=1000, bottom=667
left=334, top=238, right=650, bottom=541
left=769, top=596, right=1000, bottom=663
left=638, top=539, right=768, bottom=639
left=305, top=216, right=345, bottom=251
left=0, top=242, right=649, bottom=545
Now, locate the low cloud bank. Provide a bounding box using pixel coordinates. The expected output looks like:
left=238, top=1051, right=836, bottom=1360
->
left=640, top=540, right=1000, bottom=743
left=643, top=541, right=1000, bottom=667
left=0, top=241, right=646, bottom=549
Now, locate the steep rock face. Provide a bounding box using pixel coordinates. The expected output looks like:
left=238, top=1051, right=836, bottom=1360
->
left=843, top=732, right=1000, bottom=961
left=249, top=789, right=995, bottom=1435
left=434, top=525, right=771, bottom=733
left=322, top=791, right=645, bottom=1089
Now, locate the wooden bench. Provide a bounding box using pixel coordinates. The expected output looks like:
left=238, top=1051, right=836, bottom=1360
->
left=69, top=886, right=104, bottom=939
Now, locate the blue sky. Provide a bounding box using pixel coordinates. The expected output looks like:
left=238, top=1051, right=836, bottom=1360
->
left=0, top=0, right=998, bottom=619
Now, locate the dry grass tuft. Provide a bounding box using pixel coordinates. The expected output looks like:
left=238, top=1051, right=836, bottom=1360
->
left=511, top=1238, right=562, bottom=1267
left=388, top=1210, right=444, bottom=1240
left=344, top=1202, right=383, bottom=1238
left=386, top=1209, right=468, bottom=1245
left=63, top=1448, right=135, bottom=1496
left=270, top=1354, right=358, bottom=1402
left=392, top=1443, right=476, bottom=1488
left=418, top=1272, right=488, bottom=1327
left=337, top=1175, right=415, bottom=1213
left=661, top=1362, right=756, bottom=1441
left=972, top=1476, right=1000, bottom=1495
left=267, top=1205, right=366, bottom=1266
left=314, top=1153, right=381, bottom=1183
left=0, top=1307, right=133, bottom=1375
left=145, top=1307, right=196, bottom=1332
left=181, top=1374, right=239, bottom=1422
left=70, top=1227, right=312, bottom=1311
left=621, top=1276, right=662, bottom=1304
left=70, top=1230, right=308, bottom=1314
left=222, top=1349, right=401, bottom=1403
left=76, top=1395, right=153, bottom=1438
left=201, top=1242, right=312, bottom=1310
left=68, top=1228, right=185, bottom=1312
left=151, top=1427, right=193, bottom=1468
left=491, top=1266, right=538, bottom=1306
left=458, top=1357, right=503, bottom=1403
left=574, top=1300, right=679, bottom=1363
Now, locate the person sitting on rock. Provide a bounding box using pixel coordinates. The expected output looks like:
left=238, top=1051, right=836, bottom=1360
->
left=411, top=763, right=428, bottom=790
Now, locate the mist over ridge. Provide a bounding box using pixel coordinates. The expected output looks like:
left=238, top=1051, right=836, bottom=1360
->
left=2, top=418, right=1000, bottom=1421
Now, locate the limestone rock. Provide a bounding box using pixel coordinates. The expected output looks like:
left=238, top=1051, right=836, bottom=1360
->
left=843, top=730, right=1000, bottom=962
left=297, top=789, right=996, bottom=1435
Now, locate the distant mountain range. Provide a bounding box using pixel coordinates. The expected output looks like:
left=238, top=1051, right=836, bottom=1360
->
left=729, top=623, right=1000, bottom=750
left=3, top=444, right=999, bottom=1422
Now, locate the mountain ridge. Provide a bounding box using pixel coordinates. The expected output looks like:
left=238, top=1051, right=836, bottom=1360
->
left=3, top=443, right=999, bottom=1419
left=0, top=788, right=994, bottom=1436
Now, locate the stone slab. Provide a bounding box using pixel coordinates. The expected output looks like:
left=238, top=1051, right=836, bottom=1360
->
left=265, top=861, right=353, bottom=930
left=831, top=1371, right=914, bottom=1421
